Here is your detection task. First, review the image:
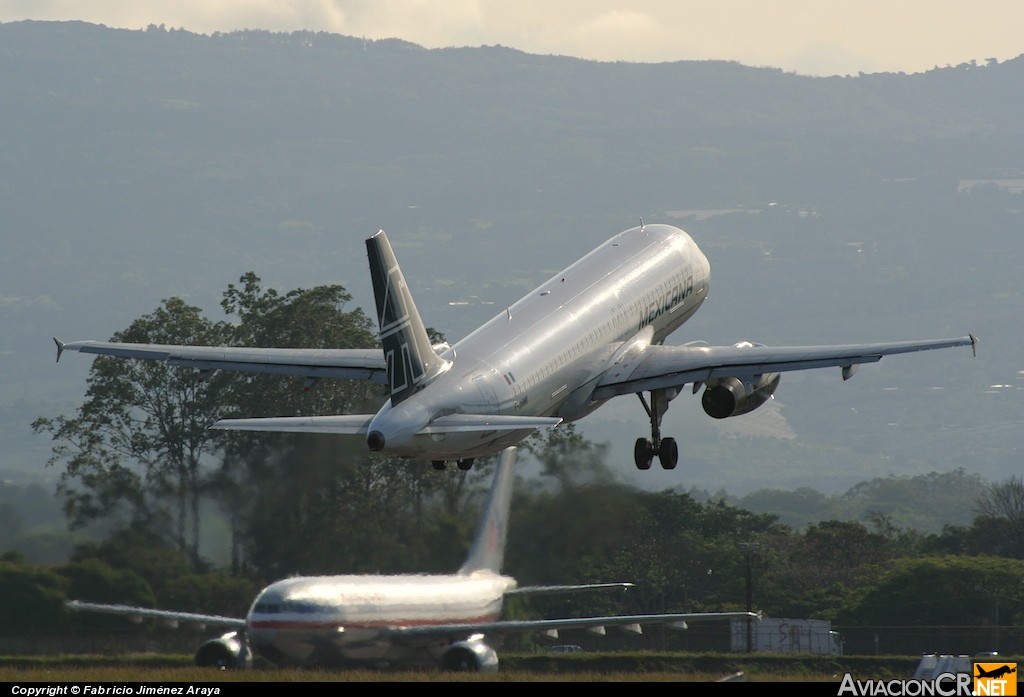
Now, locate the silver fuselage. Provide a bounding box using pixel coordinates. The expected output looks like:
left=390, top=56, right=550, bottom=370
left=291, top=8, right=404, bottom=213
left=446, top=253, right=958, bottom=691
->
left=247, top=572, right=515, bottom=667
left=367, top=224, right=710, bottom=459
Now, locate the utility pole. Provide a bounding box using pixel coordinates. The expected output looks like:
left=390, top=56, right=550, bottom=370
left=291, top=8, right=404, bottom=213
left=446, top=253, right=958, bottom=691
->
left=974, top=585, right=1000, bottom=653
left=738, top=542, right=762, bottom=653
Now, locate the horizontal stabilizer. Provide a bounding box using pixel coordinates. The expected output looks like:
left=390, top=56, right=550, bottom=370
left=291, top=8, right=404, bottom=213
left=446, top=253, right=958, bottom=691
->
left=419, top=414, right=562, bottom=434
left=212, top=415, right=375, bottom=434
left=421, top=411, right=565, bottom=431
left=211, top=413, right=560, bottom=437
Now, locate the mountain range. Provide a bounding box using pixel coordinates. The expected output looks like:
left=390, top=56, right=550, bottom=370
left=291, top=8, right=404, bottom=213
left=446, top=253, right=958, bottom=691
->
left=1, top=20, right=1020, bottom=496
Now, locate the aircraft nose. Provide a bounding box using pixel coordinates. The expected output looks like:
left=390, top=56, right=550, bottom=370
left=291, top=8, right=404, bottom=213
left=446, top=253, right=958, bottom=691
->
left=367, top=431, right=385, bottom=451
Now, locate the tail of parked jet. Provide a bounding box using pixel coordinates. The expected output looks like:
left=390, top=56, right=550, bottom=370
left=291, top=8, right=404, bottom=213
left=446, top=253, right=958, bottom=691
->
left=366, top=230, right=449, bottom=404
left=458, top=447, right=517, bottom=575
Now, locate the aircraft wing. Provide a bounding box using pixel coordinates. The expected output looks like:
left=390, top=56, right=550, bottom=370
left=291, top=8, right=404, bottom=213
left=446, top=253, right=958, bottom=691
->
left=387, top=611, right=760, bottom=640
left=54, top=339, right=387, bottom=383
left=212, top=413, right=562, bottom=435
left=592, top=335, right=977, bottom=399
left=66, top=600, right=246, bottom=630
left=505, top=582, right=635, bottom=597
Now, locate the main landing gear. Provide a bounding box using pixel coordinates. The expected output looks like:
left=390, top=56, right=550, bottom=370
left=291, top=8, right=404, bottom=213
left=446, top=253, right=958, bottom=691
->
left=431, top=458, right=475, bottom=471
left=633, top=388, right=679, bottom=470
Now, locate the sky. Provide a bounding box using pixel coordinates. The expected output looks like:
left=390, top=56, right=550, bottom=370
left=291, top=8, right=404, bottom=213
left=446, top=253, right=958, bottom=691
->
left=2, top=0, right=1023, bottom=76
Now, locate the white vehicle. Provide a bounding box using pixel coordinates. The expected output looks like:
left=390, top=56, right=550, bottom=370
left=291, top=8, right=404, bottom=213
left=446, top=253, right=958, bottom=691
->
left=730, top=617, right=842, bottom=655
left=67, top=447, right=755, bottom=671
left=56, top=223, right=976, bottom=471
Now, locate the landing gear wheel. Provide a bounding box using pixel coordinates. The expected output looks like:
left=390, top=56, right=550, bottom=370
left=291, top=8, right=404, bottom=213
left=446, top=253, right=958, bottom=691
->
left=457, top=458, right=474, bottom=471
left=634, top=438, right=654, bottom=470
left=431, top=460, right=446, bottom=471
left=659, top=437, right=678, bottom=470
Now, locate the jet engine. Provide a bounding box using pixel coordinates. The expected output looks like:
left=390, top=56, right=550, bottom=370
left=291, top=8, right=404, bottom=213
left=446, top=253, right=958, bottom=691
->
left=439, top=637, right=499, bottom=672
left=194, top=631, right=253, bottom=669
left=701, top=372, right=781, bottom=419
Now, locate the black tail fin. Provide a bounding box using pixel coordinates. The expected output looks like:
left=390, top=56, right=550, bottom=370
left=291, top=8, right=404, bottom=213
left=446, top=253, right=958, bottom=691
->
left=365, top=230, right=447, bottom=404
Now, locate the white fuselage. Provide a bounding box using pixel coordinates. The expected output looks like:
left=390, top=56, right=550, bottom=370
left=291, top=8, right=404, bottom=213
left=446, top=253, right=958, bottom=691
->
left=368, top=224, right=711, bottom=459
left=246, top=572, right=515, bottom=667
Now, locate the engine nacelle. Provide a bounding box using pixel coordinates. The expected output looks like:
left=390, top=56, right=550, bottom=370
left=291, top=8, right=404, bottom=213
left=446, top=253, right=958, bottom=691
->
left=439, top=637, right=499, bottom=672
left=194, top=631, right=253, bottom=669
left=702, top=372, right=781, bottom=419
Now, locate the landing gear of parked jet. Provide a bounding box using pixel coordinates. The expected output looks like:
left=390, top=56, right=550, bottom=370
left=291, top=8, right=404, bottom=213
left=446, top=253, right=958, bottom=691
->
left=431, top=458, right=476, bottom=471
left=634, top=388, right=680, bottom=470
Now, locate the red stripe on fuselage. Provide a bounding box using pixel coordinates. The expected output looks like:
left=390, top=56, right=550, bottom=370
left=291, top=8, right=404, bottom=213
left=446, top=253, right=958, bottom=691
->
left=250, top=613, right=499, bottom=631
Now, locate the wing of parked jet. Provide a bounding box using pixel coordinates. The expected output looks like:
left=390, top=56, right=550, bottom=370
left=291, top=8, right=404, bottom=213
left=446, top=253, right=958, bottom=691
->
left=506, top=582, right=635, bottom=597
left=66, top=600, right=246, bottom=630
left=66, top=599, right=755, bottom=645
left=593, top=335, right=978, bottom=400
left=387, top=610, right=761, bottom=640
left=54, top=339, right=387, bottom=383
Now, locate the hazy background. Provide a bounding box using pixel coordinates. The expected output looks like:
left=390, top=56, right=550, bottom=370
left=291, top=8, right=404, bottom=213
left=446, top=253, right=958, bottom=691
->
left=3, top=0, right=1024, bottom=76
left=1, top=18, right=1021, bottom=500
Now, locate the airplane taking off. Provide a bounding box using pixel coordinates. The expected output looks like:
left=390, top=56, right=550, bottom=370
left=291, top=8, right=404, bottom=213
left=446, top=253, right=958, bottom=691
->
left=56, top=223, right=977, bottom=470
left=67, top=447, right=758, bottom=671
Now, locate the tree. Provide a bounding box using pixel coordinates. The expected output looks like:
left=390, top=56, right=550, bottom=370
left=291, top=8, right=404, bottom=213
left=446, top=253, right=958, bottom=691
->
left=69, top=527, right=201, bottom=600
left=523, top=422, right=615, bottom=490
left=759, top=520, right=895, bottom=618
left=0, top=556, right=69, bottom=631
left=837, top=556, right=1024, bottom=654
left=974, top=476, right=1024, bottom=558
left=930, top=476, right=1024, bottom=559
left=34, top=273, right=403, bottom=575
left=210, top=273, right=389, bottom=574
left=237, top=438, right=500, bottom=580
left=217, top=271, right=381, bottom=421
left=60, top=557, right=155, bottom=607
left=33, top=298, right=230, bottom=565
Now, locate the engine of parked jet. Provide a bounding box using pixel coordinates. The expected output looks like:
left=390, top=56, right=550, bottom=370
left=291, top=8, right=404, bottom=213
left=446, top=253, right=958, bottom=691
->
left=193, top=631, right=253, bottom=669
left=439, top=636, right=499, bottom=672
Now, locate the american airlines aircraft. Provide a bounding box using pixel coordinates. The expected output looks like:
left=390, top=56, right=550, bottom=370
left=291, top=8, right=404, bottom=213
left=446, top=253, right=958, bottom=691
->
left=56, top=223, right=977, bottom=470
left=67, top=447, right=757, bottom=671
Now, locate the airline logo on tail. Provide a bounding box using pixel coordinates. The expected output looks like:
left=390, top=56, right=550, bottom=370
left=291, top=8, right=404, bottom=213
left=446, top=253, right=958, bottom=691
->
left=366, top=231, right=446, bottom=404
left=378, top=264, right=421, bottom=395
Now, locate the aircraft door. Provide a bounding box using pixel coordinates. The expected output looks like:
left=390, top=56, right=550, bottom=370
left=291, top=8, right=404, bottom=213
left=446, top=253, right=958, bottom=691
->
left=471, top=372, right=500, bottom=410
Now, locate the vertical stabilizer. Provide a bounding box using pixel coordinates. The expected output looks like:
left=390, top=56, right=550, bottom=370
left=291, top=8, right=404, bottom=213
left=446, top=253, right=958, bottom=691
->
left=366, top=230, right=447, bottom=404
left=459, top=447, right=517, bottom=575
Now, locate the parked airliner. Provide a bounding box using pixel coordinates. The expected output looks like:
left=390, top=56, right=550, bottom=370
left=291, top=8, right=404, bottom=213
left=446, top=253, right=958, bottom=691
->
left=56, top=223, right=977, bottom=470
left=67, top=447, right=757, bottom=671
